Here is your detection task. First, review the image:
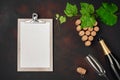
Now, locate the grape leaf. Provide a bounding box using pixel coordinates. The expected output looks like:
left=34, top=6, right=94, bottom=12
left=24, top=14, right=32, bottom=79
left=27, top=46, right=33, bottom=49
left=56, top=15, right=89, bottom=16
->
left=59, top=16, right=66, bottom=24
left=102, top=3, right=118, bottom=13
left=80, top=3, right=94, bottom=15
left=55, top=13, right=59, bottom=20
left=64, top=2, right=78, bottom=17
left=80, top=3, right=96, bottom=28
left=96, top=3, right=118, bottom=26
left=80, top=15, right=96, bottom=28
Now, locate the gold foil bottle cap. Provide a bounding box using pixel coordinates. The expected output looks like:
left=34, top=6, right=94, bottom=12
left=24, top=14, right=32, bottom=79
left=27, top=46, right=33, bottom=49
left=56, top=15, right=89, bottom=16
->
left=99, top=38, right=111, bottom=55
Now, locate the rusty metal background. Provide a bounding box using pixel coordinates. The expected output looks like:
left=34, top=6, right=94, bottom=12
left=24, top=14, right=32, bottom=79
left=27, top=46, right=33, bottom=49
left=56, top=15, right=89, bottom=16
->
left=0, top=0, right=120, bottom=80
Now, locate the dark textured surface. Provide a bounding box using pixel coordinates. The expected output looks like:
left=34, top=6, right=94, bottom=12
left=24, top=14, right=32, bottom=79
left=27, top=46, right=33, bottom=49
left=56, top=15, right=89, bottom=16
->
left=0, top=0, right=120, bottom=80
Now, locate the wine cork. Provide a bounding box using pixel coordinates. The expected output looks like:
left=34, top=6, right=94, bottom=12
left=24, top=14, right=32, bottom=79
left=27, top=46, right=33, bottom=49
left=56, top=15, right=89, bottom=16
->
left=85, top=31, right=90, bottom=36
left=88, top=36, right=94, bottom=41
left=76, top=25, right=81, bottom=31
left=85, top=41, right=91, bottom=46
left=91, top=31, right=96, bottom=36
left=81, top=35, right=88, bottom=41
left=79, top=31, right=85, bottom=36
left=77, top=67, right=87, bottom=75
left=88, top=27, right=93, bottom=31
left=83, top=28, right=88, bottom=30
left=75, top=19, right=81, bottom=26
left=94, top=21, right=98, bottom=26
left=94, top=26, right=99, bottom=32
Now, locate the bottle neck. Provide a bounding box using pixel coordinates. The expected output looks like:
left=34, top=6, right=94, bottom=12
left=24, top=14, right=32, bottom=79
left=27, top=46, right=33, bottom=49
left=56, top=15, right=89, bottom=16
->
left=99, top=39, right=111, bottom=55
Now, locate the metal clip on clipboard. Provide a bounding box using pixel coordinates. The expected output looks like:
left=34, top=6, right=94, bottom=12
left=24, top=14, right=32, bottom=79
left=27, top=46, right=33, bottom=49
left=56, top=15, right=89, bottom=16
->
left=26, top=13, right=46, bottom=23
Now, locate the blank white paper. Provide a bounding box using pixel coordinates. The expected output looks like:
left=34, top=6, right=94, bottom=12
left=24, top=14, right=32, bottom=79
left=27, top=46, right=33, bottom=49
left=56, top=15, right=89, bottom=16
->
left=17, top=19, right=53, bottom=71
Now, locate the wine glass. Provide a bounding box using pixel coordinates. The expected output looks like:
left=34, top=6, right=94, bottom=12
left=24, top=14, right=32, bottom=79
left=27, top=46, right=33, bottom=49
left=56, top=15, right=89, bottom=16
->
left=85, top=54, right=110, bottom=80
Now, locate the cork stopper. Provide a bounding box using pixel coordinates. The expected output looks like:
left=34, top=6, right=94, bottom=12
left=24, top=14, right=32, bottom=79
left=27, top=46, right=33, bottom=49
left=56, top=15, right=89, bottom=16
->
left=94, top=26, right=99, bottom=32
left=75, top=19, right=81, bottom=26
left=76, top=25, right=82, bottom=31
left=77, top=67, right=87, bottom=75
left=85, top=41, right=91, bottom=46
left=91, top=31, right=96, bottom=36
left=88, top=36, right=94, bottom=41
left=79, top=31, right=85, bottom=36
left=75, top=19, right=100, bottom=47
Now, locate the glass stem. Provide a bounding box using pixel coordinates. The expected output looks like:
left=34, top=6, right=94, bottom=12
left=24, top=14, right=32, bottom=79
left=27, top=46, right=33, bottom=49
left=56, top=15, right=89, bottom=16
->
left=103, top=74, right=110, bottom=80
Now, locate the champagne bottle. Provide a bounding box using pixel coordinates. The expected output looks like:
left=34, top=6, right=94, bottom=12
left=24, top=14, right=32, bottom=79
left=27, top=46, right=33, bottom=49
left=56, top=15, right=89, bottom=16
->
left=99, top=38, right=120, bottom=80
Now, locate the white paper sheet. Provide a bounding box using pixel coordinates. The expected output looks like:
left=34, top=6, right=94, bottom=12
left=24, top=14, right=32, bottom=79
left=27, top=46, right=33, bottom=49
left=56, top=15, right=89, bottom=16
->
left=17, top=19, right=53, bottom=72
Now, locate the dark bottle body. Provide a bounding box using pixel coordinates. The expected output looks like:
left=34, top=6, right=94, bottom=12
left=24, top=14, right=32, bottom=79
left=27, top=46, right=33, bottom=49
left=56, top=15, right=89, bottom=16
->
left=105, top=53, right=120, bottom=80
left=99, top=39, right=120, bottom=80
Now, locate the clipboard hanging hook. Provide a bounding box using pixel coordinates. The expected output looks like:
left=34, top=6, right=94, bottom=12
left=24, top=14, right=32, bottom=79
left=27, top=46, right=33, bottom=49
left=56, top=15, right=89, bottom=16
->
left=32, top=13, right=39, bottom=22
left=30, top=13, right=46, bottom=23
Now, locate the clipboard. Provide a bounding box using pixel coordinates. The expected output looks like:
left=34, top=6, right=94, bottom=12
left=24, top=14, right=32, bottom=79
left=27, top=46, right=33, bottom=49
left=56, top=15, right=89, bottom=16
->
left=17, top=13, right=53, bottom=72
